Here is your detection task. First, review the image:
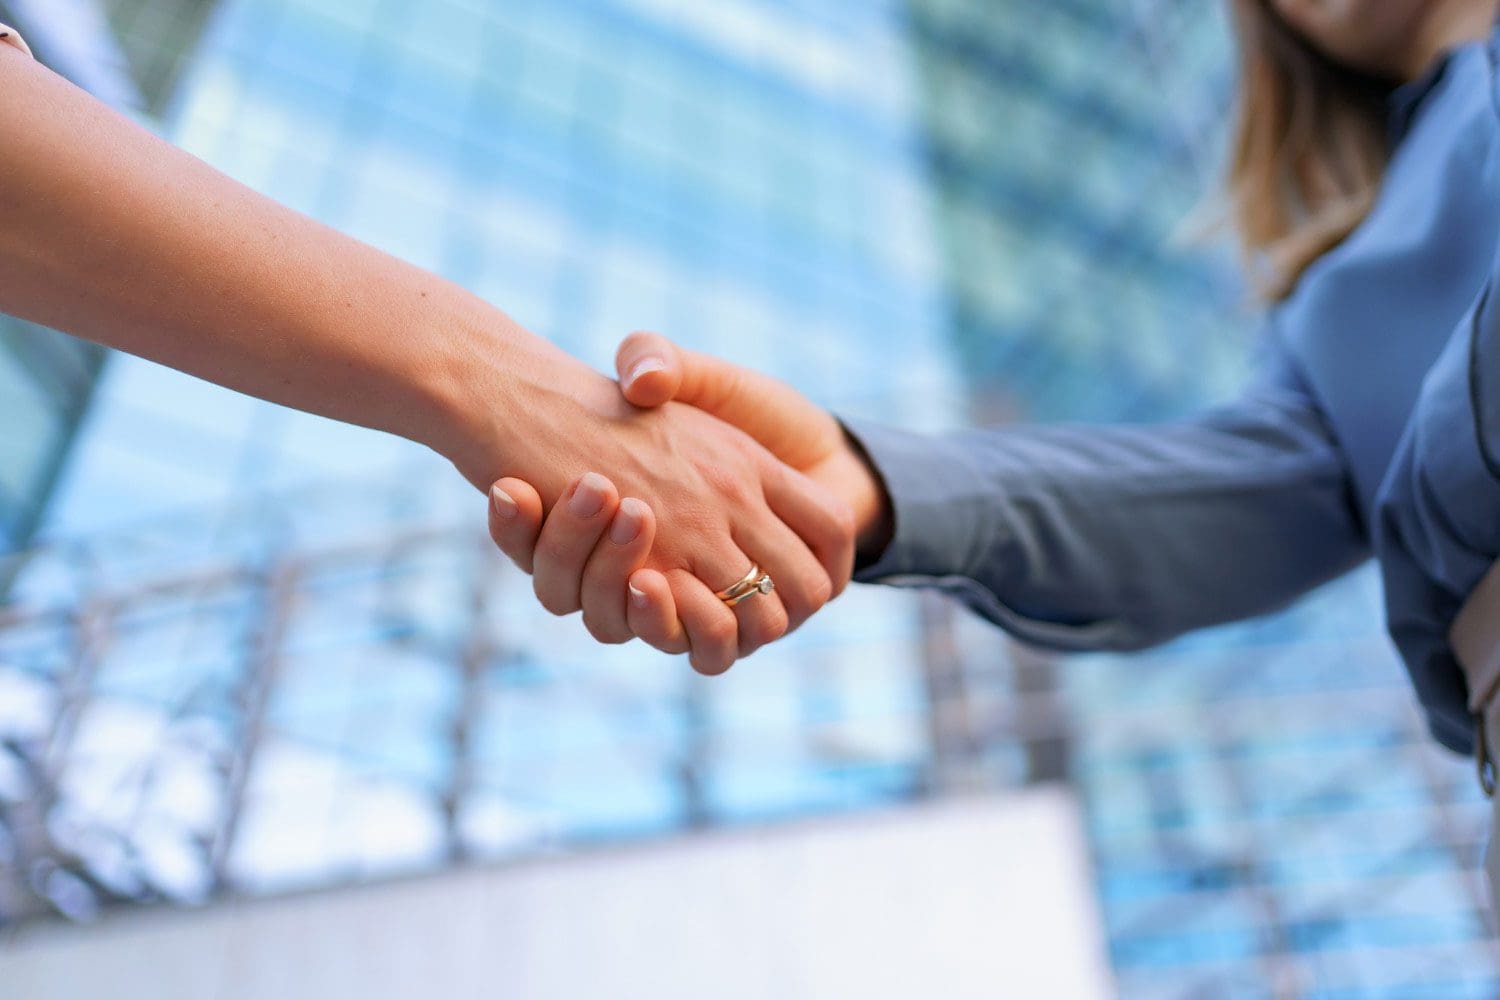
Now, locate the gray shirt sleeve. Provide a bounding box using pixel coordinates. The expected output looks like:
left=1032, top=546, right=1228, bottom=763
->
left=842, top=365, right=1369, bottom=653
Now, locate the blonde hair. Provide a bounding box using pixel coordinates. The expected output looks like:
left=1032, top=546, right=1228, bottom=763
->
left=1227, top=0, right=1395, bottom=300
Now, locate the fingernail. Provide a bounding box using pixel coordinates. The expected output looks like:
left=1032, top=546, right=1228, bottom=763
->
left=490, top=484, right=518, bottom=519
left=627, top=357, right=667, bottom=385
left=629, top=583, right=649, bottom=608
left=610, top=498, right=644, bottom=545
left=569, top=472, right=608, bottom=517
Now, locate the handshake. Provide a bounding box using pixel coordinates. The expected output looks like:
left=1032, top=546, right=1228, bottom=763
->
left=0, top=38, right=890, bottom=678
left=480, top=331, right=892, bottom=675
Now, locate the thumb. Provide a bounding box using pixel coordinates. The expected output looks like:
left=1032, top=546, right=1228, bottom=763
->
left=615, top=331, right=684, bottom=408
left=616, top=331, right=838, bottom=470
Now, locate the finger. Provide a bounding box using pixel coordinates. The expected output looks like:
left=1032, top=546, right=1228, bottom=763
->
left=691, top=543, right=790, bottom=661
left=618, top=332, right=836, bottom=469
left=533, top=472, right=619, bottom=616
left=487, top=478, right=544, bottom=574
left=731, top=508, right=829, bottom=637
left=615, top=331, right=683, bottom=408
left=762, top=460, right=857, bottom=598
left=668, top=569, right=741, bottom=675
left=625, top=568, right=689, bottom=654
left=729, top=580, right=790, bottom=658
left=578, top=497, right=655, bottom=644
left=704, top=519, right=794, bottom=656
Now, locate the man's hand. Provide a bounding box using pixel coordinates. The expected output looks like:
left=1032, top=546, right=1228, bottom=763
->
left=487, top=333, right=892, bottom=667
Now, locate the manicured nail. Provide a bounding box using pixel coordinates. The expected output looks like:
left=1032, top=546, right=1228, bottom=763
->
left=610, top=498, right=644, bottom=545
left=627, top=357, right=667, bottom=385
left=629, top=583, right=649, bottom=608
left=490, top=484, right=517, bottom=519
left=569, top=472, right=608, bottom=517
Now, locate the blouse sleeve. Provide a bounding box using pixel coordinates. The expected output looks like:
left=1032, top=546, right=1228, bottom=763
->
left=841, top=343, right=1369, bottom=654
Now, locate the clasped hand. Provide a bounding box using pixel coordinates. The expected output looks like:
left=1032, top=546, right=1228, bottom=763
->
left=485, top=333, right=888, bottom=674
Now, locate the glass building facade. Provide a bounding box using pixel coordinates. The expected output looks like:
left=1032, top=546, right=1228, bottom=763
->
left=0, top=323, right=101, bottom=555
left=2, top=0, right=1498, bottom=995
left=100, top=0, right=218, bottom=114
left=0, top=0, right=118, bottom=555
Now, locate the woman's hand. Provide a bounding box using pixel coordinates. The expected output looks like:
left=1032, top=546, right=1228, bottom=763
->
left=611, top=332, right=891, bottom=555
left=487, top=471, right=691, bottom=654
left=477, top=366, right=858, bottom=674
left=487, top=333, right=893, bottom=665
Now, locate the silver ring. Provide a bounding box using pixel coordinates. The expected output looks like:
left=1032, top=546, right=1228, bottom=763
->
left=716, top=564, right=776, bottom=607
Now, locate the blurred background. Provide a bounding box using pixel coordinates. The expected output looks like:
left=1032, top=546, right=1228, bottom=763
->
left=0, top=0, right=1497, bottom=996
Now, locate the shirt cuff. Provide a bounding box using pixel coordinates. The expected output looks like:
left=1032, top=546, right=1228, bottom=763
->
left=837, top=416, right=1158, bottom=653
left=0, top=24, right=33, bottom=59
left=838, top=416, right=1000, bottom=584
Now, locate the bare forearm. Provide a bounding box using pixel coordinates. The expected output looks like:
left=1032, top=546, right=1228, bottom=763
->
left=0, top=46, right=578, bottom=487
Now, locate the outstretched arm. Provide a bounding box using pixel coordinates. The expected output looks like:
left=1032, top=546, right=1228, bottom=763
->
left=0, top=40, right=852, bottom=673
left=0, top=34, right=559, bottom=490
left=491, top=332, right=1371, bottom=655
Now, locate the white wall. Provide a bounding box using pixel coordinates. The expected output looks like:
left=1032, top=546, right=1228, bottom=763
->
left=0, top=788, right=1114, bottom=1000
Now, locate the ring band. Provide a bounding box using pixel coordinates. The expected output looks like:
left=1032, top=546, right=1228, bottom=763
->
left=715, top=563, right=776, bottom=607
left=724, top=575, right=774, bottom=607
left=715, top=564, right=762, bottom=600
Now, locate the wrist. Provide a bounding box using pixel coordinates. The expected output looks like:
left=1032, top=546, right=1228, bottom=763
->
left=414, top=303, right=612, bottom=494
left=830, top=429, right=893, bottom=565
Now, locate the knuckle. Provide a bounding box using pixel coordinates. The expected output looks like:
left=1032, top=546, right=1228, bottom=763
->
left=769, top=602, right=790, bottom=639
left=832, top=501, right=857, bottom=541
left=701, top=462, right=752, bottom=505
left=706, top=615, right=738, bottom=649
left=533, top=581, right=576, bottom=618
left=540, top=599, right=574, bottom=618
left=488, top=532, right=522, bottom=567
left=810, top=572, right=834, bottom=608
left=653, top=635, right=689, bottom=656
left=628, top=611, right=665, bottom=646
left=827, top=572, right=849, bottom=601
left=489, top=523, right=530, bottom=562
left=794, top=568, right=833, bottom=611
left=536, top=532, right=576, bottom=566
left=775, top=569, right=830, bottom=625
left=583, top=613, right=632, bottom=645
left=693, top=652, right=734, bottom=676
left=744, top=605, right=789, bottom=651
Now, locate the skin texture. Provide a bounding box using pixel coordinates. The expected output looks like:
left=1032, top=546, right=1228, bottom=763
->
left=1272, top=0, right=1498, bottom=80
left=611, top=332, right=889, bottom=558
left=486, top=386, right=853, bottom=673
left=0, top=45, right=851, bottom=674
left=488, top=333, right=881, bottom=665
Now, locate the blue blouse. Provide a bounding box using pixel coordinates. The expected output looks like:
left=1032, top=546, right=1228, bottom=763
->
left=847, top=33, right=1500, bottom=754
